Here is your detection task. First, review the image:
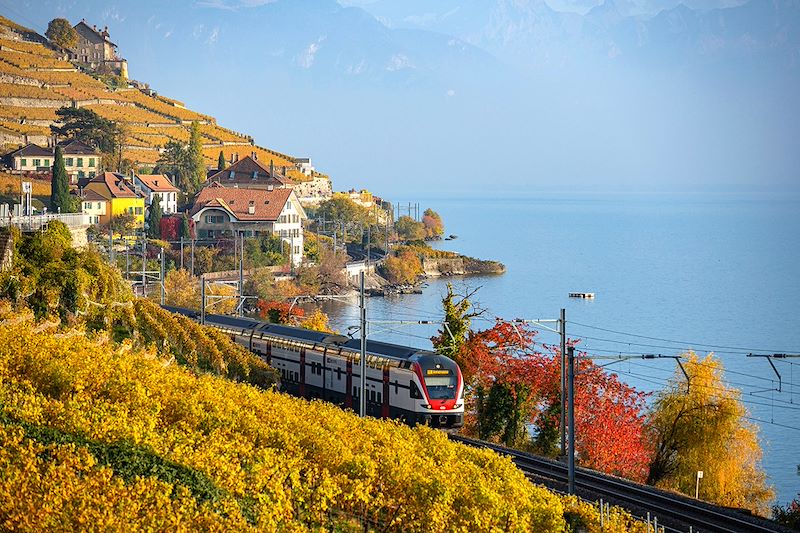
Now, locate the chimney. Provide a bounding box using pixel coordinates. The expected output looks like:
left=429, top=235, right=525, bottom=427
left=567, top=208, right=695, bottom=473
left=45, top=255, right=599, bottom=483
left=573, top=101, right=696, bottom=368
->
left=282, top=165, right=287, bottom=175
left=270, top=160, right=274, bottom=177
left=252, top=151, right=257, bottom=160
left=267, top=184, right=274, bottom=192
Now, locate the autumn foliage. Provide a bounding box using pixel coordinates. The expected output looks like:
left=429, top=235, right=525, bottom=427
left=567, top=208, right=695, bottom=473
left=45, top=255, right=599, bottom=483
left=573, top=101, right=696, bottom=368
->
left=455, top=321, right=652, bottom=481
left=381, top=249, right=423, bottom=284
left=647, top=352, right=774, bottom=514
left=422, top=208, right=444, bottom=239
left=0, top=312, right=579, bottom=532
left=257, top=300, right=305, bottom=325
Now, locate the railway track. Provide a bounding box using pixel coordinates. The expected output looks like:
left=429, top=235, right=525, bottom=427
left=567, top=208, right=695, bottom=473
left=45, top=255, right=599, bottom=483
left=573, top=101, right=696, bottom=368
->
left=450, top=435, right=787, bottom=533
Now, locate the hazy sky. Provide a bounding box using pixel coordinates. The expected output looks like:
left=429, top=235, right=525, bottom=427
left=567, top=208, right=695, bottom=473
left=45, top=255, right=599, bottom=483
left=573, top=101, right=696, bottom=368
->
left=3, top=0, right=798, bottom=196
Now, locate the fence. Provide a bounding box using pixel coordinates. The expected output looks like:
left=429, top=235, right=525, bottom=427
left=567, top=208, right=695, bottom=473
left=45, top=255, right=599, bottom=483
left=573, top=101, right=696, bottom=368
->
left=0, top=212, right=91, bottom=231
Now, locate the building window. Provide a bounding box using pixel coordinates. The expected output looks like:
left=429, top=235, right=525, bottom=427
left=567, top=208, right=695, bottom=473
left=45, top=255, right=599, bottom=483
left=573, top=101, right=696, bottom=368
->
left=84, top=202, right=90, bottom=210
left=88, top=158, right=95, bottom=167
left=134, top=207, right=143, bottom=215
left=96, top=202, right=101, bottom=209
left=65, top=158, right=73, bottom=166
left=89, top=171, right=95, bottom=178
left=77, top=171, right=85, bottom=178
left=33, top=159, right=40, bottom=167
left=294, top=245, right=300, bottom=254
left=77, top=158, right=83, bottom=167
left=44, top=159, right=50, bottom=167
left=20, top=159, right=26, bottom=167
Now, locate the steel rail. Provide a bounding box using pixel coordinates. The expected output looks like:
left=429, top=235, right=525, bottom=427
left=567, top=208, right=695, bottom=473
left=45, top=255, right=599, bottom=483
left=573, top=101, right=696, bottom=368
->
left=450, top=435, right=784, bottom=533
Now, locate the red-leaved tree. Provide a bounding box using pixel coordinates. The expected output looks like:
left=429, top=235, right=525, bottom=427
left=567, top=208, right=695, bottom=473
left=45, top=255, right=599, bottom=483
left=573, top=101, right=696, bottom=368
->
left=257, top=300, right=305, bottom=325
left=457, top=320, right=652, bottom=482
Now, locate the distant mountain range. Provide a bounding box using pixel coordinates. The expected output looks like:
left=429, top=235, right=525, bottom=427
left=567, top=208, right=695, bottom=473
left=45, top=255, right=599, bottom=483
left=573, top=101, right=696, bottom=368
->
left=11, top=0, right=797, bottom=193
left=351, top=0, right=800, bottom=74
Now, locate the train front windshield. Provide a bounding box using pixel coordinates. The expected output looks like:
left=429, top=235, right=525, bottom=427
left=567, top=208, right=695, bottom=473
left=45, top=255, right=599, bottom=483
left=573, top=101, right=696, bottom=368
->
left=424, top=375, right=457, bottom=399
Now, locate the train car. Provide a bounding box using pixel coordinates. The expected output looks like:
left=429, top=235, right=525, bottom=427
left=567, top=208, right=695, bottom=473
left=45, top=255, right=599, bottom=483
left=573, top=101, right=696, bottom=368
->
left=163, top=306, right=464, bottom=428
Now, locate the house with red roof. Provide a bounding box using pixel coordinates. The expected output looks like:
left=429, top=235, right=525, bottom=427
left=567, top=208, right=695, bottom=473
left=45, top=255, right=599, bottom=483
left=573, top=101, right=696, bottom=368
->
left=191, top=183, right=307, bottom=265
left=133, top=173, right=179, bottom=214
left=77, top=172, right=145, bottom=227
left=204, top=155, right=293, bottom=190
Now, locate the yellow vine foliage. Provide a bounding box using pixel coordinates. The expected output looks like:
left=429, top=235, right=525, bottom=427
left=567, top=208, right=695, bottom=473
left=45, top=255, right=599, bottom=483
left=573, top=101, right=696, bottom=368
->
left=0, top=312, right=578, bottom=532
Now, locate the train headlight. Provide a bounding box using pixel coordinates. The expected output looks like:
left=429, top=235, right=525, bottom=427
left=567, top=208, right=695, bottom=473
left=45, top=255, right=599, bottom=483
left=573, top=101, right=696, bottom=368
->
left=422, top=404, right=432, bottom=409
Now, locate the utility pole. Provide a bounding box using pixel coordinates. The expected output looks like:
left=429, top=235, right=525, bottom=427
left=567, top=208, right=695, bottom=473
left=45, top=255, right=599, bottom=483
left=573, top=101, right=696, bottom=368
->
left=160, top=247, right=165, bottom=305
left=290, top=233, right=295, bottom=276
left=141, top=236, right=147, bottom=297
left=200, top=274, right=206, bottom=325
left=190, top=237, right=195, bottom=276
left=125, top=242, right=130, bottom=280
left=366, top=224, right=371, bottom=267
left=560, top=308, right=567, bottom=457
left=238, top=232, right=244, bottom=317
left=567, top=345, right=575, bottom=494
left=359, top=271, right=367, bottom=417
left=108, top=226, right=113, bottom=263
left=180, top=236, right=184, bottom=270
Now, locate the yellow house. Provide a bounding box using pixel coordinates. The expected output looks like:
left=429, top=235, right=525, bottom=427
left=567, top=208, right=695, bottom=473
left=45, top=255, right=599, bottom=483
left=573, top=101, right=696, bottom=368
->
left=79, top=172, right=145, bottom=227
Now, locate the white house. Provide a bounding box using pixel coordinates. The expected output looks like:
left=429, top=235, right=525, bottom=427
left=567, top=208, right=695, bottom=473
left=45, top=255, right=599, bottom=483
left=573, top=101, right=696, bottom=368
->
left=134, top=173, right=179, bottom=214
left=190, top=183, right=307, bottom=266
left=8, top=143, right=53, bottom=173
left=293, top=157, right=315, bottom=176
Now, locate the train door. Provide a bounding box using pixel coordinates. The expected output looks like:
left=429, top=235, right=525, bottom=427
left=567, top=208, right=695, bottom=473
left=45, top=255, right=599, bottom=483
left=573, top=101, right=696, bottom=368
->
left=382, top=365, right=390, bottom=419
left=324, top=348, right=334, bottom=397
left=345, top=359, right=353, bottom=409
left=299, top=348, right=306, bottom=398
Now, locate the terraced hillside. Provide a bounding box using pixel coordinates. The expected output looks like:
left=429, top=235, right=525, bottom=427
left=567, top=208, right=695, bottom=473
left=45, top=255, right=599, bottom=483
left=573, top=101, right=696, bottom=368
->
left=0, top=16, right=309, bottom=176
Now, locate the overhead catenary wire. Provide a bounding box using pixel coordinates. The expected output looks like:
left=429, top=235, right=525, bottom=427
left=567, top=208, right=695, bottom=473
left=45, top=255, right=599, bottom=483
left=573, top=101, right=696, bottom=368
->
left=569, top=320, right=799, bottom=354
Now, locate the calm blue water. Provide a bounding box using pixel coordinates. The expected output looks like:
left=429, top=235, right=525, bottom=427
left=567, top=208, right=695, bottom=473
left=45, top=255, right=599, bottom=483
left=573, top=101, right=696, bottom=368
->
left=320, top=192, right=800, bottom=505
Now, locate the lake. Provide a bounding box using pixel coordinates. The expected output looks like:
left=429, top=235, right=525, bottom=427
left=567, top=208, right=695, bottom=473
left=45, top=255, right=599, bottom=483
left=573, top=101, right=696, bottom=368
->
left=320, top=191, right=800, bottom=505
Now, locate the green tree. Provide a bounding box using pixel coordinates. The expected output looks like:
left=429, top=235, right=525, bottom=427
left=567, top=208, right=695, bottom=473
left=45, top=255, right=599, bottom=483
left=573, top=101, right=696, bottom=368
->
left=51, top=107, right=125, bottom=169
left=430, top=284, right=482, bottom=369
left=50, top=146, right=72, bottom=213
left=647, top=352, right=774, bottom=515
left=217, top=150, right=226, bottom=170
left=772, top=495, right=800, bottom=530
left=156, top=141, right=193, bottom=195
left=179, top=212, right=191, bottom=239
left=316, top=195, right=370, bottom=241
left=188, top=122, right=206, bottom=191
left=45, top=18, right=78, bottom=49
left=147, top=194, right=163, bottom=239
left=395, top=215, right=425, bottom=242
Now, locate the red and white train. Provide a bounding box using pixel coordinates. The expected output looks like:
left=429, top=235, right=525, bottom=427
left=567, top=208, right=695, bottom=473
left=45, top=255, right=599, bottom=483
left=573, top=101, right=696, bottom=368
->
left=164, top=306, right=464, bottom=428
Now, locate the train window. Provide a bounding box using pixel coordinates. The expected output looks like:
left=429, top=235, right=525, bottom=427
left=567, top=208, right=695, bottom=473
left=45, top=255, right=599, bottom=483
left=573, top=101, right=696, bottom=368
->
left=377, top=392, right=382, bottom=404
left=353, top=386, right=358, bottom=397
left=336, top=368, right=342, bottom=380
left=394, top=382, right=399, bottom=394
left=370, top=390, right=376, bottom=402
left=410, top=381, right=423, bottom=399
